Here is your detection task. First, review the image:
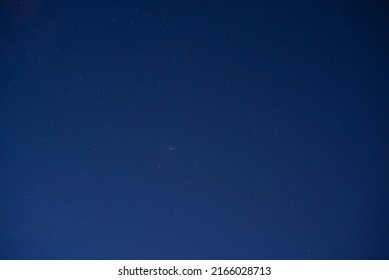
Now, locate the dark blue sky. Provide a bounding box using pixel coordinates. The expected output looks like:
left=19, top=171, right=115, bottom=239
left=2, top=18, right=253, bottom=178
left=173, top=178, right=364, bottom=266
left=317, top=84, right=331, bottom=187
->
left=1, top=0, right=388, bottom=259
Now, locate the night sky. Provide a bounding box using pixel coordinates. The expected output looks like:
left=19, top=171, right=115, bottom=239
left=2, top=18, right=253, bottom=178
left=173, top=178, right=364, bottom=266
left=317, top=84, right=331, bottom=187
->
left=1, top=0, right=389, bottom=260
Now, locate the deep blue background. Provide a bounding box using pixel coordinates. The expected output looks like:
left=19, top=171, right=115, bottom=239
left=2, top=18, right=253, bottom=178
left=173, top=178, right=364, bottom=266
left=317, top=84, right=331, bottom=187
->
left=1, top=0, right=388, bottom=259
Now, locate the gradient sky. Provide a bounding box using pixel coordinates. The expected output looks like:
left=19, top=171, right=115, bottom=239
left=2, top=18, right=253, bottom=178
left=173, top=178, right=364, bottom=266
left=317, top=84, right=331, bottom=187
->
left=1, top=0, right=389, bottom=259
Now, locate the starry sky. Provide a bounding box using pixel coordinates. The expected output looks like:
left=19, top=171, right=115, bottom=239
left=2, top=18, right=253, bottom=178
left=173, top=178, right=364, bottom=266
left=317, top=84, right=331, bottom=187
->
left=1, top=0, right=389, bottom=260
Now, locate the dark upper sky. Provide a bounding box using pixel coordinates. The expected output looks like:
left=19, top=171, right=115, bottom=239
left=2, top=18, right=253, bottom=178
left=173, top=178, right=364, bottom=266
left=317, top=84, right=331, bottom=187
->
left=1, top=0, right=388, bottom=259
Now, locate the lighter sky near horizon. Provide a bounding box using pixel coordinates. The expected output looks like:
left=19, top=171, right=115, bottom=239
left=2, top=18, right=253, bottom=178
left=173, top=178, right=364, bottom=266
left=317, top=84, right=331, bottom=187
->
left=1, top=0, right=389, bottom=259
